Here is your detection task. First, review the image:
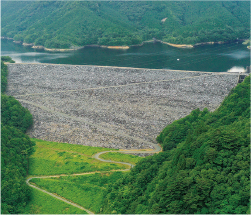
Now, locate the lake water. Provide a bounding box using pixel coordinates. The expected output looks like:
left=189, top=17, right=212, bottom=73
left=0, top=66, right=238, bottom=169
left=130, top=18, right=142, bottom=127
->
left=1, top=39, right=250, bottom=72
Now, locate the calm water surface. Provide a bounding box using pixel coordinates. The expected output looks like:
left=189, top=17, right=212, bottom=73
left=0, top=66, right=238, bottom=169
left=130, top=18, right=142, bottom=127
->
left=1, top=39, right=250, bottom=72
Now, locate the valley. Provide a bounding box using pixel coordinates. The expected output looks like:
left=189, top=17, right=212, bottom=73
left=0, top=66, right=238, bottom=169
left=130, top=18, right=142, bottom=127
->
left=1, top=1, right=250, bottom=213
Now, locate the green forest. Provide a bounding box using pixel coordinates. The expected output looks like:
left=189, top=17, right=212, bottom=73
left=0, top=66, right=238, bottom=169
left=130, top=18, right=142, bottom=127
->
left=1, top=1, right=250, bottom=48
left=101, top=76, right=250, bottom=214
left=1, top=59, right=35, bottom=214
left=1, top=59, right=250, bottom=213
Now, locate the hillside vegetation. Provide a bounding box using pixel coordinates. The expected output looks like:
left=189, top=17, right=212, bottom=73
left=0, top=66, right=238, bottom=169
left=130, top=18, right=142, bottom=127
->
left=101, top=75, right=250, bottom=214
left=28, top=139, right=126, bottom=176
left=1, top=1, right=249, bottom=48
left=23, top=138, right=140, bottom=214
left=1, top=58, right=35, bottom=214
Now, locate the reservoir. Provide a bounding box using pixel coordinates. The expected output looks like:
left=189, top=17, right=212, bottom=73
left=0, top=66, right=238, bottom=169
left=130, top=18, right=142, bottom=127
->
left=1, top=39, right=250, bottom=72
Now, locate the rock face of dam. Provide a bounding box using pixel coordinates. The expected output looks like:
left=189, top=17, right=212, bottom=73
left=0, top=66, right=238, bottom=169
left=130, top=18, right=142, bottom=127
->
left=6, top=63, right=239, bottom=149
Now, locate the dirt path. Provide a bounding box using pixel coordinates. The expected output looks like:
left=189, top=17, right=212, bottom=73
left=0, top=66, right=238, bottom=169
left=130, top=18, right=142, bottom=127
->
left=26, top=176, right=94, bottom=214
left=20, top=66, right=238, bottom=213
left=20, top=66, right=167, bottom=212
left=26, top=146, right=161, bottom=214
left=23, top=97, right=162, bottom=214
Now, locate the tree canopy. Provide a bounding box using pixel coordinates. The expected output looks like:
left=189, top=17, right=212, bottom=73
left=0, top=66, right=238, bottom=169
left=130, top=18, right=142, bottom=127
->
left=101, top=76, right=250, bottom=214
left=1, top=1, right=250, bottom=48
left=1, top=61, right=8, bottom=93
left=1, top=59, right=35, bottom=214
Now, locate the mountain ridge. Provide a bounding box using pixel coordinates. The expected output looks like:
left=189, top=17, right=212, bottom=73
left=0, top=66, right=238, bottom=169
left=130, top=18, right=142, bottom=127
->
left=1, top=1, right=250, bottom=49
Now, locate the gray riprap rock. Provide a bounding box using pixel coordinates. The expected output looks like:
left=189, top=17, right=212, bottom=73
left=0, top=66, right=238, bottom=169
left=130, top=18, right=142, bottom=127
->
left=7, top=63, right=238, bottom=150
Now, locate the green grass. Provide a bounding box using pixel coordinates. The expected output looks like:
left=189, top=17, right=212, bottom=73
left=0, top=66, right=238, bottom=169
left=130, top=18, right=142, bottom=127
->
left=242, top=39, right=250, bottom=45
left=30, top=172, right=126, bottom=213
left=26, top=138, right=144, bottom=214
left=22, top=188, right=86, bottom=214
left=100, top=152, right=143, bottom=165
left=29, top=138, right=126, bottom=176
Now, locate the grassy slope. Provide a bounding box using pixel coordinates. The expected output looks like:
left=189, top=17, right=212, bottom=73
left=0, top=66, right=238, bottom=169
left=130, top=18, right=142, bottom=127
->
left=1, top=1, right=249, bottom=48
left=22, top=188, right=86, bottom=214
left=31, top=172, right=125, bottom=214
left=29, top=138, right=124, bottom=175
left=100, top=152, right=143, bottom=166
left=25, top=138, right=142, bottom=214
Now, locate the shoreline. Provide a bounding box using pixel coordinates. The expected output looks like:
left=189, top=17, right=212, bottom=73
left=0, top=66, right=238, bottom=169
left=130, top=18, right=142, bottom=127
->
left=1, top=37, right=248, bottom=52
left=100, top=45, right=129, bottom=49
left=161, top=41, right=193, bottom=48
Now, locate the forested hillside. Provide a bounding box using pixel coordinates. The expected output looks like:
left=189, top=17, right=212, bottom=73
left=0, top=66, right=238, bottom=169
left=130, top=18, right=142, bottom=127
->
left=1, top=1, right=250, bottom=48
left=101, top=76, right=250, bottom=214
left=1, top=59, right=35, bottom=214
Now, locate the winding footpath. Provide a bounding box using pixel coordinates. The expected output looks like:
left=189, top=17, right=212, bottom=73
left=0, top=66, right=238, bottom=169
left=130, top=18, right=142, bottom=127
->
left=26, top=136, right=162, bottom=214
left=21, top=71, right=237, bottom=214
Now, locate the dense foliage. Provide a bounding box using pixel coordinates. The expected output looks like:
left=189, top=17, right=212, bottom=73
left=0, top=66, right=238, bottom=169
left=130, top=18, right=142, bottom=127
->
left=101, top=76, right=250, bottom=214
left=1, top=61, right=8, bottom=93
left=1, top=56, right=15, bottom=63
left=1, top=94, right=33, bottom=133
left=1, top=1, right=249, bottom=48
left=1, top=59, right=35, bottom=214
left=1, top=125, right=35, bottom=214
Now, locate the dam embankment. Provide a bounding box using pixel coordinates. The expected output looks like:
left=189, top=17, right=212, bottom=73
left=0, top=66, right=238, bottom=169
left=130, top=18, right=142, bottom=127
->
left=6, top=63, right=239, bottom=150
